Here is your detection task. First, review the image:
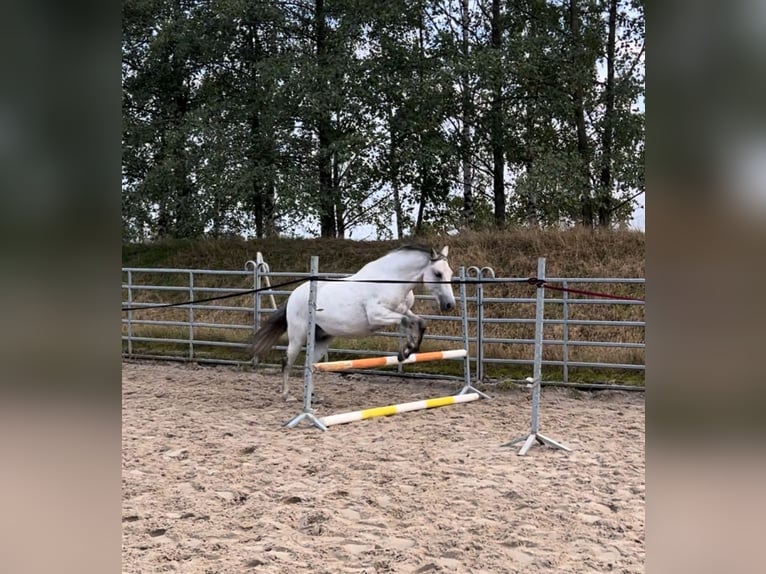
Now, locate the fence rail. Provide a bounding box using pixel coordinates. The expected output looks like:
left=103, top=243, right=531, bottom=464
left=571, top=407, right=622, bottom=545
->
left=122, top=259, right=644, bottom=388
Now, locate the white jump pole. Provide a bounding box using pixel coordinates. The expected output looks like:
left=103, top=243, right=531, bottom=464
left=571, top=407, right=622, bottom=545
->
left=313, top=348, right=467, bottom=372
left=320, top=392, right=480, bottom=427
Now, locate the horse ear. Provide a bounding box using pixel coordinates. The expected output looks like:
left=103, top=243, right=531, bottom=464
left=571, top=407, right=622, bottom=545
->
left=430, top=248, right=439, bottom=260
left=440, top=246, right=449, bottom=257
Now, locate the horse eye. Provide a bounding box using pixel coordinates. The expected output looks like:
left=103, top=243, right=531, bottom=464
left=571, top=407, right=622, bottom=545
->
left=434, top=271, right=443, bottom=279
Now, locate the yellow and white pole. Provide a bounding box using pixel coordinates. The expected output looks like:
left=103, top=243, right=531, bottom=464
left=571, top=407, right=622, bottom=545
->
left=319, top=392, right=479, bottom=427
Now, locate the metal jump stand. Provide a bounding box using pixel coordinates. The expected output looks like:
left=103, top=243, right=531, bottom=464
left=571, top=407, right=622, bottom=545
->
left=284, top=256, right=328, bottom=431
left=502, top=257, right=571, bottom=455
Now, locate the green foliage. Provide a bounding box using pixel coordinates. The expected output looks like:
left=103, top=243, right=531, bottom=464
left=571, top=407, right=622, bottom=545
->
left=122, top=0, right=645, bottom=241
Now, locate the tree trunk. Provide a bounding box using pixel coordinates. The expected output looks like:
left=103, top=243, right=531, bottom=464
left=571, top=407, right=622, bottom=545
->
left=460, top=0, right=474, bottom=228
left=388, top=109, right=405, bottom=238
left=249, top=111, right=276, bottom=239
left=316, top=0, right=336, bottom=237
left=569, top=0, right=594, bottom=227
left=173, top=156, right=194, bottom=236
left=156, top=200, right=171, bottom=239
left=170, top=73, right=197, bottom=238
left=490, top=0, right=505, bottom=228
left=522, top=5, right=540, bottom=226
left=333, top=151, right=345, bottom=237
left=414, top=11, right=427, bottom=237
left=247, top=23, right=277, bottom=239
left=392, top=180, right=404, bottom=239
left=154, top=132, right=172, bottom=239
left=523, top=158, right=538, bottom=225
left=597, top=0, right=617, bottom=227
left=160, top=0, right=197, bottom=239
left=414, top=192, right=426, bottom=236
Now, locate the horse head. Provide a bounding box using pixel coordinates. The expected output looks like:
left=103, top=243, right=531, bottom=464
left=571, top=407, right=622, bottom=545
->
left=423, top=246, right=456, bottom=312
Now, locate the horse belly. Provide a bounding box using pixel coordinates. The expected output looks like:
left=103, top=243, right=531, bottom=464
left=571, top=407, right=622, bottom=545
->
left=314, top=289, right=372, bottom=336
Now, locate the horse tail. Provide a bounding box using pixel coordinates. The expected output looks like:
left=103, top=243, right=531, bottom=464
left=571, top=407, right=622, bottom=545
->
left=251, top=303, right=288, bottom=359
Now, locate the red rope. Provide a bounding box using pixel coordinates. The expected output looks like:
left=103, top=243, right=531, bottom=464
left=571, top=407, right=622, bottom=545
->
left=528, top=278, right=644, bottom=302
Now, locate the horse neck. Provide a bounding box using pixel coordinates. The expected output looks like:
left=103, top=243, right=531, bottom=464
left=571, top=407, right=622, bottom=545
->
left=356, top=251, right=428, bottom=289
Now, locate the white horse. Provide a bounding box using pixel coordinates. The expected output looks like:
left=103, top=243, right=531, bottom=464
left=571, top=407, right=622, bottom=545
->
left=251, top=245, right=456, bottom=400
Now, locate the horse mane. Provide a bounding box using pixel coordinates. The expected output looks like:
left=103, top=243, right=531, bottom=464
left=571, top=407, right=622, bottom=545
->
left=392, top=244, right=435, bottom=256
left=391, top=243, right=447, bottom=262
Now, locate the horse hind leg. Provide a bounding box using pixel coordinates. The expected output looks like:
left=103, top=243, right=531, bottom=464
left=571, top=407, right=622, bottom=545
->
left=312, top=328, right=334, bottom=365
left=282, top=337, right=302, bottom=401
left=282, top=327, right=333, bottom=401
left=310, top=330, right=334, bottom=404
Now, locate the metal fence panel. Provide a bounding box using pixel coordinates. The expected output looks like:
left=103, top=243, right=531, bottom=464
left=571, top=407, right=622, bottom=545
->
left=122, top=262, right=644, bottom=387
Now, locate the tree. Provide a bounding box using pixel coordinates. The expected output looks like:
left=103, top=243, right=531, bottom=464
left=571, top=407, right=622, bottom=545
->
left=122, top=0, right=206, bottom=240
left=121, top=0, right=645, bottom=241
left=489, top=0, right=506, bottom=227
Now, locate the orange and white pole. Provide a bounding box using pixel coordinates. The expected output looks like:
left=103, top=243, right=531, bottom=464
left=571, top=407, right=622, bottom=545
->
left=313, top=348, right=467, bottom=372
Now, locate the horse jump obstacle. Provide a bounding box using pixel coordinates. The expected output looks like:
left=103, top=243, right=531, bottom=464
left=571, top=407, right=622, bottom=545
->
left=310, top=348, right=477, bottom=427
left=284, top=254, right=485, bottom=430
left=320, top=392, right=479, bottom=427
left=313, top=349, right=468, bottom=372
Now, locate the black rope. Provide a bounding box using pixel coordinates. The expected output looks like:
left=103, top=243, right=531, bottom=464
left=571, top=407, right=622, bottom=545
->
left=121, top=277, right=306, bottom=312
left=122, top=275, right=641, bottom=312
left=314, top=277, right=531, bottom=285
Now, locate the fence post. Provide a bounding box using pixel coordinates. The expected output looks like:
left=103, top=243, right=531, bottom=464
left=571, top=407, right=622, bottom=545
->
left=188, top=271, right=195, bottom=361
left=246, top=257, right=264, bottom=366
left=246, top=253, right=276, bottom=335
left=254, top=262, right=262, bottom=334
left=459, top=266, right=470, bottom=385
left=476, top=271, right=485, bottom=382
left=466, top=266, right=495, bottom=383
left=458, top=267, right=489, bottom=398
left=563, top=280, right=569, bottom=384
left=126, top=270, right=133, bottom=357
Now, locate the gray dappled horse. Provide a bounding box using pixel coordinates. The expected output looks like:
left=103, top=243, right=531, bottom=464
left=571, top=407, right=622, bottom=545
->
left=251, top=245, right=456, bottom=400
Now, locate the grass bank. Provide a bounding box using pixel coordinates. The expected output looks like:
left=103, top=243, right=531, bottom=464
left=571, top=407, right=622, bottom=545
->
left=122, top=228, right=645, bottom=385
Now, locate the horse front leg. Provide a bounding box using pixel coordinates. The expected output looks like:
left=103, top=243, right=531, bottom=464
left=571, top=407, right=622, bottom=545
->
left=398, top=314, right=425, bottom=361
left=413, top=315, right=426, bottom=351
left=364, top=305, right=414, bottom=363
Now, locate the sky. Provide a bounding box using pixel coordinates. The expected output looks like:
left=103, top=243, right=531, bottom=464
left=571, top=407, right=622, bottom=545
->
left=341, top=195, right=646, bottom=240
left=629, top=191, right=645, bottom=231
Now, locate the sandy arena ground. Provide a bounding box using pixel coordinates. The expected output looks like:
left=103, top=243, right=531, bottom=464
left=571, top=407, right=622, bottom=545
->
left=122, top=361, right=645, bottom=574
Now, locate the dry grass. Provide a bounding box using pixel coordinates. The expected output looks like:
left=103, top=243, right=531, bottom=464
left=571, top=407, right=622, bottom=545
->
left=123, top=227, right=645, bottom=277
left=122, top=228, right=645, bottom=383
